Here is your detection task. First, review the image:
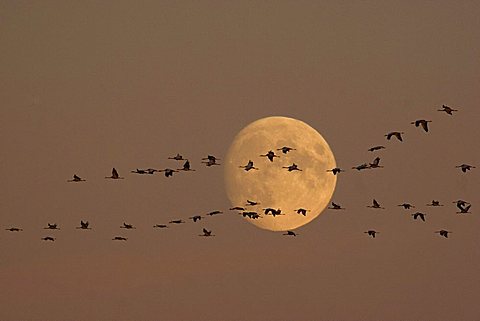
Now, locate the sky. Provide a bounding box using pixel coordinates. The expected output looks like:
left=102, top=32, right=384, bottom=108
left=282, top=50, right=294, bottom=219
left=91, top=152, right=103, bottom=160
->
left=1, top=1, right=480, bottom=320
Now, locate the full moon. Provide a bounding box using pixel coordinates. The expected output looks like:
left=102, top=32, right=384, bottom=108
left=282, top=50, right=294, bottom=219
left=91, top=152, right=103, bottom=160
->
left=224, top=116, right=337, bottom=231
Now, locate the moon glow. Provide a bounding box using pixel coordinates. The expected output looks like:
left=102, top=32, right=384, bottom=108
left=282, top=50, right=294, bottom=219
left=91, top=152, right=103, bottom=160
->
left=224, top=116, right=337, bottom=231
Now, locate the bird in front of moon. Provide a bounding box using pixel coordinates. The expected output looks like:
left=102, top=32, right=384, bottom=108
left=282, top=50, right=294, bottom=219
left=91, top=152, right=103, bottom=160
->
left=224, top=116, right=337, bottom=231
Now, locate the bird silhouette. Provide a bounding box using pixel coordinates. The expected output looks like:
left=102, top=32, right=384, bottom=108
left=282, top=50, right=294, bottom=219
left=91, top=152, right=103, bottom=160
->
left=206, top=210, right=223, bottom=216
left=169, top=220, right=185, bottom=224
left=283, top=230, right=297, bottom=236
left=326, top=167, right=345, bottom=175
left=178, top=160, right=195, bottom=171
left=201, top=155, right=221, bottom=167
left=229, top=206, right=245, bottom=211
left=245, top=200, right=260, bottom=206
left=437, top=105, right=458, bottom=115
left=411, top=119, right=432, bottom=132
left=67, top=174, right=86, bottom=182
left=456, top=164, right=475, bottom=173
left=385, top=131, right=404, bottom=142
left=76, top=220, right=91, bottom=229
left=427, top=200, right=443, bottom=207
left=453, top=200, right=470, bottom=209
left=295, top=208, right=310, bottom=216
left=239, top=160, right=259, bottom=171
left=264, top=208, right=283, bottom=217
left=277, top=146, right=296, bottom=154
left=367, top=199, right=384, bottom=209
left=369, top=157, right=383, bottom=169
left=131, top=168, right=149, bottom=174
left=241, top=211, right=261, bottom=219
left=365, top=230, right=378, bottom=238
left=328, top=202, right=345, bottom=210
left=42, top=236, right=55, bottom=241
left=456, top=204, right=472, bottom=214
left=412, top=212, right=426, bottom=221
left=112, top=236, right=127, bottom=241
left=168, top=153, right=185, bottom=161
left=260, top=150, right=280, bottom=162
left=352, top=163, right=369, bottom=171
left=5, top=227, right=23, bottom=232
left=435, top=230, right=451, bottom=238
left=120, top=223, right=135, bottom=229
left=189, top=215, right=203, bottom=222
left=368, top=145, right=386, bottom=152
left=199, top=228, right=214, bottom=237
left=153, top=224, right=168, bottom=228
left=282, top=163, right=302, bottom=172
left=105, top=168, right=124, bottom=179
left=398, top=203, right=415, bottom=209
left=158, top=168, right=179, bottom=177
left=202, top=155, right=220, bottom=162
left=44, top=223, right=59, bottom=230
left=146, top=168, right=157, bottom=175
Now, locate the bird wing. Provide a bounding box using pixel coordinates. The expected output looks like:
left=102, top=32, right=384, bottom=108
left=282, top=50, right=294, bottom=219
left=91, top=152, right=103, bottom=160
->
left=421, top=121, right=429, bottom=132
left=373, top=199, right=380, bottom=207
left=112, top=168, right=119, bottom=178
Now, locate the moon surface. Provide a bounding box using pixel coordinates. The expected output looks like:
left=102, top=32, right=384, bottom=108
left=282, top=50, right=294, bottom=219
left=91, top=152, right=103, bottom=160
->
left=224, top=116, right=337, bottom=231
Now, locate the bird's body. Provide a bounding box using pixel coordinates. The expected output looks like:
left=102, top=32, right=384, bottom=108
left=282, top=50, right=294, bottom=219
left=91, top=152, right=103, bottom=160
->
left=352, top=163, right=369, bottom=171
left=326, top=167, right=345, bottom=175
left=283, top=230, right=297, bottom=236
left=158, top=168, right=179, bottom=177
left=412, top=212, right=426, bottom=221
left=385, top=131, right=404, bottom=142
left=365, top=230, right=378, bottom=238
left=168, top=153, right=185, bottom=161
left=435, top=230, right=451, bottom=238
left=6, top=227, right=22, bottom=232
left=411, top=119, right=432, bottom=132
left=263, top=208, right=283, bottom=217
left=328, top=202, right=344, bottom=210
left=178, top=160, right=195, bottom=171
left=283, top=163, right=302, bottom=172
left=206, top=210, right=223, bottom=216
left=200, top=228, right=214, bottom=237
left=427, top=200, right=443, bottom=207
left=153, top=224, right=168, bottom=228
left=44, top=223, right=59, bottom=230
left=239, top=160, right=259, bottom=171
left=295, top=208, right=309, bottom=216
left=260, top=150, right=279, bottom=162
left=189, top=215, right=203, bottom=222
left=229, top=206, right=245, bottom=211
left=131, top=168, right=148, bottom=174
left=438, top=105, right=458, bottom=115
left=456, top=164, right=475, bottom=173
left=369, top=157, right=383, bottom=169
left=398, top=203, right=415, bottom=209
left=242, top=211, right=261, bottom=219
left=246, top=200, right=259, bottom=206
left=67, top=174, right=86, bottom=182
left=367, top=199, right=384, bottom=209
left=76, top=220, right=91, bottom=229
left=368, top=145, right=386, bottom=152
left=169, top=220, right=185, bottom=224
left=112, top=236, right=127, bottom=241
left=105, top=168, right=124, bottom=179
left=277, top=146, right=296, bottom=154
left=42, top=236, right=55, bottom=241
left=120, top=223, right=135, bottom=229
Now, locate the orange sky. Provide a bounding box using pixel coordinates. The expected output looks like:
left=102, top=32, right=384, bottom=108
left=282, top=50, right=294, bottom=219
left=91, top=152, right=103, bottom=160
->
left=1, top=1, right=480, bottom=320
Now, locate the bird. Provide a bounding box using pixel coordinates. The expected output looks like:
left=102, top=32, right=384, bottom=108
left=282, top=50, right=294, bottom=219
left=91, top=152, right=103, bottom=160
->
left=146, top=168, right=158, bottom=175
left=456, top=164, right=475, bottom=173
left=277, top=146, right=296, bottom=154
left=367, top=199, right=384, bottom=209
left=169, top=219, right=185, bottom=224
left=5, top=227, right=23, bottom=232
left=199, top=228, right=214, bottom=237
left=368, top=145, right=386, bottom=152
left=398, top=203, right=415, bottom=209
left=435, top=230, right=451, bottom=238
left=201, top=158, right=221, bottom=167
left=352, top=163, right=369, bottom=171
left=264, top=208, right=283, bottom=217
left=326, top=167, right=345, bottom=175
left=365, top=230, right=378, bottom=238
left=385, top=131, right=404, bottom=142
left=189, top=215, right=203, bottom=222
left=153, top=224, right=168, bottom=228
left=282, top=163, right=302, bottom=172
left=178, top=160, right=195, bottom=171
left=456, top=204, right=472, bottom=214
left=412, top=212, right=426, bottom=221
left=67, top=174, right=86, bottom=182
left=42, top=236, right=55, bottom=241
left=105, top=168, right=124, bottom=179
left=112, top=236, right=127, bottom=241
left=411, top=119, right=432, bottom=132
left=239, top=160, right=259, bottom=171
left=44, top=223, right=59, bottom=230
left=168, top=153, right=185, bottom=161
left=453, top=200, right=470, bottom=210
left=369, top=157, right=383, bottom=169
left=295, top=208, right=310, bottom=216
left=120, top=223, right=135, bottom=229
left=427, top=200, right=443, bottom=207
left=437, top=105, right=458, bottom=115
left=245, top=200, right=260, bottom=206
left=158, top=168, right=179, bottom=177
left=283, top=230, right=297, bottom=236
left=328, top=202, right=345, bottom=210
left=131, top=168, right=149, bottom=174
left=206, top=210, right=223, bottom=216
left=76, top=220, right=91, bottom=230
left=241, top=211, right=261, bottom=219
left=229, top=206, right=245, bottom=211
left=202, top=155, right=220, bottom=162
left=260, top=150, right=280, bottom=162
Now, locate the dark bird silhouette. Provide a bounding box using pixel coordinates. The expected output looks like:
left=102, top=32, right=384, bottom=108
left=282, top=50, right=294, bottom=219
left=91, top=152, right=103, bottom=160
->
left=206, top=210, right=223, bottom=216
left=189, top=215, right=203, bottom=222
left=239, top=160, right=259, bottom=171
left=456, top=204, right=472, bottom=214
left=326, top=167, right=345, bottom=175
left=44, top=223, right=59, bottom=230
left=328, top=202, right=345, bottom=210
left=112, top=236, right=127, bottom=241
left=76, top=220, right=91, bottom=230
left=277, top=146, right=296, bottom=154
left=242, top=211, right=261, bottom=219
left=178, top=160, right=195, bottom=171
left=168, top=153, right=185, bottom=161
left=229, top=206, right=245, bottom=211
left=283, top=230, right=297, bottom=236
left=260, top=150, right=280, bottom=162
left=5, top=227, right=23, bottom=232
left=385, top=131, right=404, bottom=142
left=365, top=230, right=378, bottom=238
left=202, top=159, right=221, bottom=167
left=202, top=155, right=220, bottom=162
left=158, top=168, right=179, bottom=177
left=435, top=230, right=451, bottom=238
left=398, top=203, right=415, bottom=209
left=456, top=164, right=475, bottom=173
left=411, top=119, right=432, bottom=132
left=367, top=199, right=384, bottom=209
left=105, top=168, right=124, bottom=179
left=199, top=228, right=214, bottom=237
left=295, top=208, right=310, bottom=216
left=412, top=212, right=426, bottom=221
left=427, top=200, right=443, bottom=207
left=282, top=163, right=302, bottom=172
left=131, top=168, right=149, bottom=174
left=368, top=145, right=386, bottom=152
left=453, top=200, right=470, bottom=210
left=146, top=168, right=158, bottom=175
left=369, top=157, right=383, bottom=169
left=153, top=224, right=168, bottom=228
left=120, top=223, right=135, bottom=229
left=169, top=219, right=185, bottom=224
left=42, top=236, right=55, bottom=241
left=67, top=174, right=86, bottom=182
left=352, top=163, right=369, bottom=171
left=438, top=105, right=458, bottom=115
left=246, top=200, right=260, bottom=206
left=264, top=208, right=283, bottom=217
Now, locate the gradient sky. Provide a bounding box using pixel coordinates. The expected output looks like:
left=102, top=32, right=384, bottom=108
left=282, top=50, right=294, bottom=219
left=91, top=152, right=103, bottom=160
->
left=1, top=1, right=480, bottom=320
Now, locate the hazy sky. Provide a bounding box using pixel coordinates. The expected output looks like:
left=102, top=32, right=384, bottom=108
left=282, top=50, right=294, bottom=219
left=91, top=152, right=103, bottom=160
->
left=1, top=1, right=480, bottom=320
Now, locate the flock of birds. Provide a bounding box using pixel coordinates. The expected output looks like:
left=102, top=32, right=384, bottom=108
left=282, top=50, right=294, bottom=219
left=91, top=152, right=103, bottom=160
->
left=3, top=105, right=476, bottom=241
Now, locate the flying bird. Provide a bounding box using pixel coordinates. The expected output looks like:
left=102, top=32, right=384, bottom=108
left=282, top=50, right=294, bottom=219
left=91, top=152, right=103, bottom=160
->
left=246, top=200, right=260, bottom=206
left=158, top=168, right=179, bottom=177
left=229, top=206, right=245, bottom=211
left=112, top=236, right=127, bottom=241
left=435, top=230, right=451, bottom=238
left=178, top=160, right=195, bottom=171
left=412, top=212, right=426, bottom=221
left=367, top=199, right=384, bottom=209
left=295, top=208, right=310, bottom=216
left=411, top=119, right=432, bottom=132
left=264, top=208, right=283, bottom=217
left=239, top=160, right=259, bottom=171
left=352, top=163, right=369, bottom=171
left=456, top=204, right=472, bottom=214
left=328, top=202, right=345, bottom=210
left=365, top=230, right=379, bottom=238
left=44, top=223, right=59, bottom=230
left=131, top=168, right=149, bottom=174
left=277, top=146, right=296, bottom=154
left=169, top=219, right=185, bottom=224
left=206, top=210, right=223, bottom=216
left=189, top=215, right=203, bottom=222
left=42, top=236, right=55, bottom=241
left=427, top=200, right=443, bottom=207
left=368, top=145, right=386, bottom=152
left=385, top=131, right=404, bottom=142
left=199, top=228, right=214, bottom=237
left=67, top=174, right=86, bottom=182
left=437, top=105, right=458, bottom=115
left=168, top=153, right=185, bottom=161
left=5, top=227, right=23, bottom=232
left=146, top=168, right=158, bottom=175
left=153, top=224, right=168, bottom=228
left=202, top=155, right=220, bottom=162
left=260, top=150, right=280, bottom=162
left=76, top=220, right=91, bottom=230
left=120, top=223, right=135, bottom=229
left=282, top=163, right=302, bottom=172
left=105, top=168, right=124, bottom=179
left=283, top=230, right=297, bottom=236
left=326, top=167, right=345, bottom=175
left=241, top=211, right=261, bottom=219
left=398, top=203, right=415, bottom=209
left=453, top=200, right=470, bottom=210
left=455, top=164, right=475, bottom=173
left=369, top=157, right=383, bottom=169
